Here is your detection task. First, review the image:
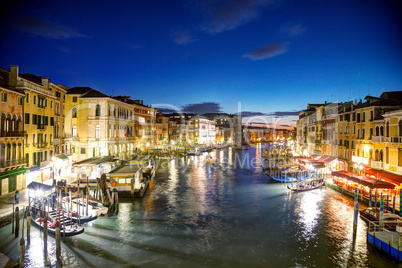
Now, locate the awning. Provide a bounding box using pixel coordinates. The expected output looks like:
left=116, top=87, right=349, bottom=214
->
left=57, top=154, right=69, bottom=160
left=332, top=171, right=394, bottom=189
left=27, top=181, right=54, bottom=192
left=365, top=169, right=402, bottom=185
left=0, top=167, right=26, bottom=179
left=320, top=156, right=336, bottom=163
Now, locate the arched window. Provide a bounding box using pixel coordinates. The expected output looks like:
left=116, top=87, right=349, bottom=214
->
left=6, top=114, right=11, bottom=132
left=12, top=115, right=17, bottom=131
left=375, top=149, right=379, bottom=161
left=386, top=121, right=390, bottom=137
left=379, top=150, right=383, bottom=162
left=375, top=126, right=379, bottom=136
left=399, top=120, right=402, bottom=137
left=0, top=113, right=5, bottom=133
left=114, top=108, right=116, bottom=118
left=108, top=105, right=111, bottom=117
left=95, top=125, right=101, bottom=138
left=72, top=107, right=77, bottom=118
left=17, top=115, right=22, bottom=132
left=72, top=126, right=77, bottom=137
left=96, top=104, right=101, bottom=116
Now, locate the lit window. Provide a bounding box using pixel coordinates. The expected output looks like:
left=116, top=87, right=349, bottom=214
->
left=96, top=125, right=101, bottom=138
left=72, top=126, right=77, bottom=137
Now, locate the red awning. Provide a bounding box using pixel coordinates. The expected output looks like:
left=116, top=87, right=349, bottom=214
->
left=365, top=169, right=402, bottom=185
left=332, top=171, right=394, bottom=189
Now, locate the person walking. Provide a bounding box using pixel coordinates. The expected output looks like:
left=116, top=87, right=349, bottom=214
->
left=15, top=189, right=20, bottom=204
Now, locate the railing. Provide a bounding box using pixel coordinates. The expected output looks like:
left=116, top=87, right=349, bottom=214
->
left=0, top=158, right=26, bottom=168
left=0, top=130, right=26, bottom=137
left=372, top=136, right=385, bottom=143
left=371, top=160, right=383, bottom=170
left=17, top=80, right=55, bottom=97
left=390, top=136, right=402, bottom=144
left=37, top=142, right=48, bottom=148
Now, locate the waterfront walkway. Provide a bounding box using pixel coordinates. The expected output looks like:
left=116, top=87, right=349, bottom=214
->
left=0, top=190, right=29, bottom=219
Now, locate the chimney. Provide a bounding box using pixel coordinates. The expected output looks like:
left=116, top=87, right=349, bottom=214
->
left=354, top=99, right=357, bottom=105
left=10, top=65, right=19, bottom=87
left=41, top=77, right=49, bottom=89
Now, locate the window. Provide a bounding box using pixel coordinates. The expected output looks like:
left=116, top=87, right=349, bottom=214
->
left=25, top=113, right=30, bottom=124
left=96, top=125, right=101, bottom=138
left=45, top=99, right=48, bottom=107
left=72, top=126, right=77, bottom=137
left=1, top=93, right=7, bottom=102
left=72, top=96, right=78, bottom=102
left=81, top=148, right=86, bottom=154
left=26, top=93, right=30, bottom=103
left=96, top=104, right=101, bottom=116
left=33, top=95, right=36, bottom=105
left=72, top=107, right=77, bottom=118
left=50, top=100, right=53, bottom=108
left=50, top=117, right=54, bottom=126
left=18, top=97, right=23, bottom=106
left=32, top=114, right=37, bottom=125
left=44, top=151, right=47, bottom=161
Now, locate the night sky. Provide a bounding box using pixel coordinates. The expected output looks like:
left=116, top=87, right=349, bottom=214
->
left=1, top=0, right=401, bottom=128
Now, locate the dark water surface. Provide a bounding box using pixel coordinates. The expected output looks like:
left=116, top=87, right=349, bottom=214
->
left=0, top=146, right=399, bottom=267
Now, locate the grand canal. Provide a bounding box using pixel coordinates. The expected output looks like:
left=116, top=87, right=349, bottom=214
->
left=0, top=145, right=398, bottom=267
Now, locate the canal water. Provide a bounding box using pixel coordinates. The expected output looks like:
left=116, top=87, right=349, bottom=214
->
left=0, top=145, right=398, bottom=267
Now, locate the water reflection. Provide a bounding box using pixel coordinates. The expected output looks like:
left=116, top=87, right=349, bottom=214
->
left=0, top=148, right=398, bottom=267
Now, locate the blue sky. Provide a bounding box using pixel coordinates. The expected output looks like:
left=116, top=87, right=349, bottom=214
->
left=1, top=0, right=401, bottom=128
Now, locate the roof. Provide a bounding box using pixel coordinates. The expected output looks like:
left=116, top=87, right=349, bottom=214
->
left=19, top=73, right=45, bottom=85
left=67, top=87, right=109, bottom=98
left=27, top=181, right=54, bottom=192
left=108, top=164, right=142, bottom=176
left=380, top=91, right=402, bottom=101
left=73, top=156, right=116, bottom=166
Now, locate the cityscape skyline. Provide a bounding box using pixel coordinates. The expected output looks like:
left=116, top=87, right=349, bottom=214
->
left=1, top=0, right=401, bottom=128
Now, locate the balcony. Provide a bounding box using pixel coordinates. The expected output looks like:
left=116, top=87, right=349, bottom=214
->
left=37, top=142, right=48, bottom=148
left=371, top=160, right=383, bottom=170
left=0, top=158, right=26, bottom=168
left=390, top=136, right=402, bottom=144
left=371, top=136, right=384, bottom=143
left=37, top=124, right=46, bottom=130
left=0, top=130, right=26, bottom=137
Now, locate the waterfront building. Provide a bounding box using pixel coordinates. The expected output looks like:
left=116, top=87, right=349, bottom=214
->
left=203, top=113, right=242, bottom=145
left=5, top=66, right=60, bottom=185
left=64, top=88, right=136, bottom=161
left=155, top=113, right=169, bottom=147
left=188, top=115, right=217, bottom=145
left=0, top=68, right=26, bottom=195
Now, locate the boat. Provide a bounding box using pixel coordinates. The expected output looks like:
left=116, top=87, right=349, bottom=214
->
left=187, top=148, right=201, bottom=156
left=31, top=209, right=85, bottom=237
left=359, top=207, right=402, bottom=226
left=287, top=179, right=324, bottom=191
left=265, top=171, right=307, bottom=183
left=63, top=197, right=107, bottom=221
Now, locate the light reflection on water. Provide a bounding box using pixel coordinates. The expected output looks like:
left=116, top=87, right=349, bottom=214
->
left=0, top=146, right=399, bottom=267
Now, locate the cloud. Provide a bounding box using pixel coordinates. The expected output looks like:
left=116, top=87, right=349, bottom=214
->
left=279, top=124, right=292, bottom=127
left=282, top=24, right=306, bottom=36
left=243, top=42, right=288, bottom=60
left=237, top=111, right=267, bottom=117
left=14, top=17, right=85, bottom=39
left=182, top=102, right=222, bottom=114
left=195, top=0, right=275, bottom=34
left=154, top=107, right=178, bottom=114
left=172, top=30, right=194, bottom=45
left=267, top=111, right=300, bottom=117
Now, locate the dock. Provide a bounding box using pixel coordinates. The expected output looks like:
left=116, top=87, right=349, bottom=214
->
left=367, top=221, right=402, bottom=261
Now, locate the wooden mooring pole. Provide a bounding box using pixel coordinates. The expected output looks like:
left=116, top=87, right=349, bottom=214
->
left=15, top=207, right=19, bottom=238
left=12, top=203, right=14, bottom=234
left=27, top=211, right=31, bottom=244
left=19, top=237, right=25, bottom=267
left=55, top=221, right=61, bottom=259
left=44, top=214, right=48, bottom=256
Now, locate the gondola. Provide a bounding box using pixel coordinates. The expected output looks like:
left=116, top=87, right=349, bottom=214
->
left=31, top=209, right=85, bottom=237
left=287, top=180, right=324, bottom=191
